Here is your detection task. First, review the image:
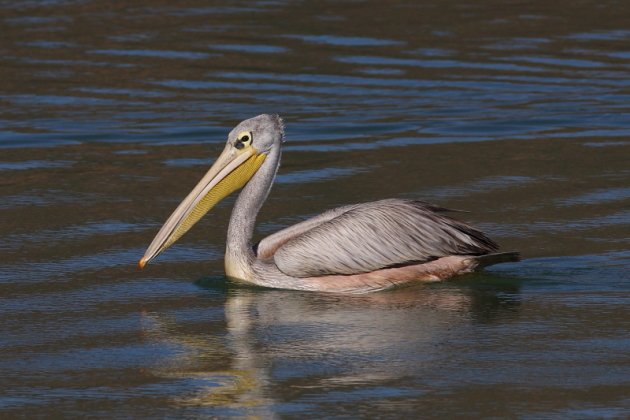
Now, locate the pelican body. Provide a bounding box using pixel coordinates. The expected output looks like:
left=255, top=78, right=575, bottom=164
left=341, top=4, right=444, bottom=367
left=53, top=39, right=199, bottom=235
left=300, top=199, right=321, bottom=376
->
left=140, top=114, right=518, bottom=293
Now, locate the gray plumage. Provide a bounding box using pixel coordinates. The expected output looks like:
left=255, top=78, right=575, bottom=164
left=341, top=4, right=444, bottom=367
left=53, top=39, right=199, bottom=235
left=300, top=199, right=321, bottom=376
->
left=263, top=199, right=497, bottom=277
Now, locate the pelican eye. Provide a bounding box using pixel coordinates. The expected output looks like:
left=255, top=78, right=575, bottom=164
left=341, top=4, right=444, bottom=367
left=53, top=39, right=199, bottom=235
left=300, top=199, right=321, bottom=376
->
left=235, top=131, right=252, bottom=149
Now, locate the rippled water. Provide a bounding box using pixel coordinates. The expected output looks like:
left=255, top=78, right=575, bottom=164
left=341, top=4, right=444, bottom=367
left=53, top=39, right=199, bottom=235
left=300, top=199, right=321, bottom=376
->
left=1, top=0, right=629, bottom=417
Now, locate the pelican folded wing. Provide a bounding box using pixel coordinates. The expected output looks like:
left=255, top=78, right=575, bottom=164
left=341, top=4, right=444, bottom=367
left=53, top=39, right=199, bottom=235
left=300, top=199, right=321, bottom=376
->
left=273, top=199, right=498, bottom=278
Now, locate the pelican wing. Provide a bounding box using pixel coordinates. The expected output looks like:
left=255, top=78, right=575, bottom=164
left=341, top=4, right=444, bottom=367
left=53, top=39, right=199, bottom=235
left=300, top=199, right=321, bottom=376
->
left=272, top=199, right=498, bottom=278
left=255, top=203, right=360, bottom=259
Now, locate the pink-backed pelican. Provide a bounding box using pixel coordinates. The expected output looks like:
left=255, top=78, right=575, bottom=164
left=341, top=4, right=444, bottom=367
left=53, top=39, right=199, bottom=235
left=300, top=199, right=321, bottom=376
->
left=139, top=114, right=518, bottom=293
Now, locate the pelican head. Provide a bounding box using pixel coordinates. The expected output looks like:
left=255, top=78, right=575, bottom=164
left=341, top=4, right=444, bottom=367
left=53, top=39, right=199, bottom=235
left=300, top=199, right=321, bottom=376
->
left=139, top=114, right=284, bottom=268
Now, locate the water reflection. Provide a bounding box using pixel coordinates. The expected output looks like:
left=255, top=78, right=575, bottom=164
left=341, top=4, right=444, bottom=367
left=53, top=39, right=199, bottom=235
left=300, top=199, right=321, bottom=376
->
left=140, top=278, right=521, bottom=413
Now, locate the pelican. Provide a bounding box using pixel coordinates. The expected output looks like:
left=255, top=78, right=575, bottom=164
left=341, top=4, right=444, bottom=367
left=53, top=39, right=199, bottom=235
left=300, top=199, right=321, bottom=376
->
left=139, top=114, right=518, bottom=293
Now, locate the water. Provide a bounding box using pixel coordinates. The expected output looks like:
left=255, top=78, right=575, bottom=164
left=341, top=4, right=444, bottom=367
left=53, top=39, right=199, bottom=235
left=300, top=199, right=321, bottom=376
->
left=1, top=0, right=629, bottom=417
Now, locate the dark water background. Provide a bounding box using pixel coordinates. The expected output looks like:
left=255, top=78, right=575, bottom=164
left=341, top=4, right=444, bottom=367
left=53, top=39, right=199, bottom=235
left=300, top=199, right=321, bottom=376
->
left=1, top=0, right=629, bottom=418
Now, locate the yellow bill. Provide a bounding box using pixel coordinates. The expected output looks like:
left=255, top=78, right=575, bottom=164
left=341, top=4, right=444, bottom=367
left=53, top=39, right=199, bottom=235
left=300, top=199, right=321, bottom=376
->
left=139, top=144, right=266, bottom=268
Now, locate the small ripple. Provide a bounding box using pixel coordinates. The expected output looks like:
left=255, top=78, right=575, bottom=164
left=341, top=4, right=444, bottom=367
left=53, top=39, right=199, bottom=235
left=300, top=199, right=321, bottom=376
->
left=557, top=187, right=630, bottom=206
left=513, top=128, right=630, bottom=140
left=423, top=176, right=537, bottom=199
left=152, top=78, right=431, bottom=99
left=582, top=141, right=630, bottom=148
left=107, top=32, right=155, bottom=42
left=1, top=314, right=140, bottom=348
left=276, top=166, right=368, bottom=184
left=74, top=87, right=173, bottom=98
left=158, top=5, right=265, bottom=16
left=0, top=131, right=82, bottom=149
left=3, top=93, right=123, bottom=107
left=0, top=248, right=141, bottom=285
left=284, top=135, right=491, bottom=152
left=420, top=117, right=556, bottom=138
left=1, top=220, right=152, bottom=252
left=12, top=57, right=134, bottom=68
left=215, top=70, right=443, bottom=89
left=0, top=375, right=240, bottom=409
left=284, top=34, right=403, bottom=47
left=114, top=149, right=148, bottom=155
left=89, top=49, right=214, bottom=60
left=489, top=74, right=625, bottom=88
left=607, top=51, right=630, bottom=60
left=565, top=48, right=630, bottom=61
left=482, top=37, right=550, bottom=51
left=181, top=24, right=237, bottom=33
left=564, top=30, right=630, bottom=41
left=556, top=406, right=630, bottom=419
left=499, top=55, right=607, bottom=68
left=0, top=342, right=179, bottom=374
left=164, top=158, right=210, bottom=167
left=0, top=160, right=74, bottom=170
left=410, top=48, right=454, bottom=57
left=5, top=15, right=71, bottom=25
left=0, top=245, right=222, bottom=285
left=208, top=44, right=288, bottom=54
left=1, top=278, right=204, bottom=315
left=336, top=55, right=545, bottom=73
left=488, top=210, right=630, bottom=236
left=491, top=251, right=630, bottom=289
left=0, top=189, right=119, bottom=210
left=16, top=40, right=76, bottom=48
left=357, top=68, right=405, bottom=76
